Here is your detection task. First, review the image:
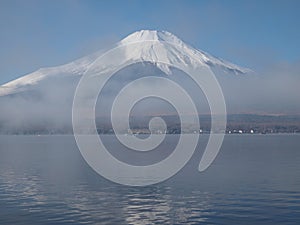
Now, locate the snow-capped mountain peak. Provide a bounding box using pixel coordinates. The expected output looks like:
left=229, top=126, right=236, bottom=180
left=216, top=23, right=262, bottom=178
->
left=118, top=30, right=250, bottom=75
left=0, top=30, right=251, bottom=97
left=120, top=30, right=184, bottom=46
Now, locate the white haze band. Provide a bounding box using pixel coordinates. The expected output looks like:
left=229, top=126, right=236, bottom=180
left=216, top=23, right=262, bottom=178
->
left=72, top=40, right=227, bottom=186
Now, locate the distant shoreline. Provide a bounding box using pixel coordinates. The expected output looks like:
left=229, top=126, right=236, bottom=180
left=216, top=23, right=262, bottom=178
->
left=1, top=114, right=300, bottom=135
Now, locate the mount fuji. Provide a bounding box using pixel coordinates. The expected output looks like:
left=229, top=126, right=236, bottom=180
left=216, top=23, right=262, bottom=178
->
left=0, top=30, right=251, bottom=133
left=0, top=30, right=249, bottom=97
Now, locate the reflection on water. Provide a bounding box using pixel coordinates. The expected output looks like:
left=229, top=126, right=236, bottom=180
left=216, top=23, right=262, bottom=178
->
left=0, top=168, right=216, bottom=224
left=0, top=135, right=300, bottom=224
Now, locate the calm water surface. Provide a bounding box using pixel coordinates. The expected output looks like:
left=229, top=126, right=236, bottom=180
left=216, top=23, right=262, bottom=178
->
left=0, top=134, right=299, bottom=224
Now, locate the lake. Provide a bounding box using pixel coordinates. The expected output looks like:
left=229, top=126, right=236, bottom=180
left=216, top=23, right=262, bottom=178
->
left=0, top=134, right=299, bottom=224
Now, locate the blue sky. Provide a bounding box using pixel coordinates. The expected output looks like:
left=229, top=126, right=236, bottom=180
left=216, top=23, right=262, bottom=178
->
left=0, top=0, right=299, bottom=84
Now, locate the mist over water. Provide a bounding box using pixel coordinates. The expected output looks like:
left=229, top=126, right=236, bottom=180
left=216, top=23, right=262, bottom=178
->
left=212, top=62, right=300, bottom=114
left=0, top=62, right=299, bottom=133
